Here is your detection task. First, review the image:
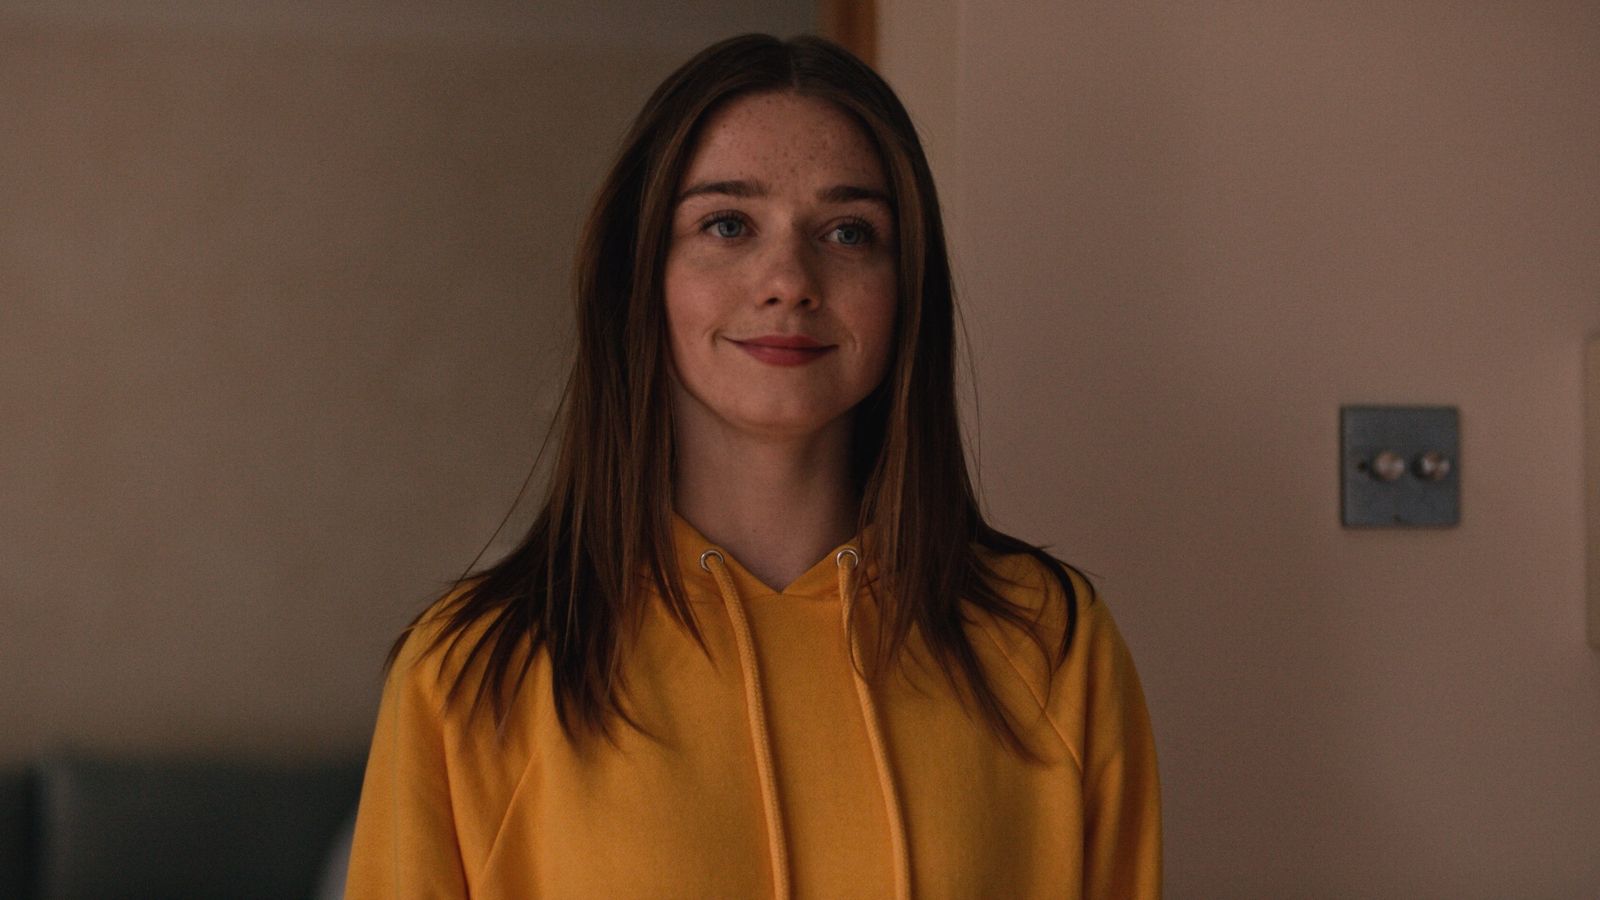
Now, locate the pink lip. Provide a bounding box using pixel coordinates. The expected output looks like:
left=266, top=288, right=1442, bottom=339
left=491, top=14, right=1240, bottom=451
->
left=730, top=334, right=836, bottom=366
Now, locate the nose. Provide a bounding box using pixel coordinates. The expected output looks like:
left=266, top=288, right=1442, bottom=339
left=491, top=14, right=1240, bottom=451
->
left=757, top=232, right=820, bottom=310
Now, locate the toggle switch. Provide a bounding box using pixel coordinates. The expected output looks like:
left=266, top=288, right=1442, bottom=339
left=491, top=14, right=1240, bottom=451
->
left=1341, top=405, right=1460, bottom=527
left=1364, top=450, right=1407, bottom=482
left=1414, top=451, right=1452, bottom=481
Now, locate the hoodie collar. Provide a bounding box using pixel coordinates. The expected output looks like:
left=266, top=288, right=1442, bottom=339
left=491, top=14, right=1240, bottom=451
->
left=672, top=511, right=877, bottom=602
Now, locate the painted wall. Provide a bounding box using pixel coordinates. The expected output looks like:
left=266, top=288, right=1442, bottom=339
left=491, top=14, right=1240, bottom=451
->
left=880, top=0, right=1600, bottom=896
left=0, top=2, right=814, bottom=763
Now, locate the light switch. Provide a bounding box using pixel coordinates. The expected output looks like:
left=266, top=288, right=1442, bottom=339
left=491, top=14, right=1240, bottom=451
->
left=1340, top=405, right=1460, bottom=527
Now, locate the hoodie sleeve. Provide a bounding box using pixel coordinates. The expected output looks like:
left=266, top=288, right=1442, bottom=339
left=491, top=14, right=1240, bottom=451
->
left=1054, top=574, right=1163, bottom=899
left=344, top=625, right=471, bottom=899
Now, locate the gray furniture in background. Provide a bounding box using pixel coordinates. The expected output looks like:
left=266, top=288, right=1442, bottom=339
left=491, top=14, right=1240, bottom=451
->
left=0, top=753, right=363, bottom=899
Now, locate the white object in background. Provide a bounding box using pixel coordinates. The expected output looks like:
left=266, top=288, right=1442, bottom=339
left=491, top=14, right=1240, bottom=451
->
left=315, top=808, right=356, bottom=900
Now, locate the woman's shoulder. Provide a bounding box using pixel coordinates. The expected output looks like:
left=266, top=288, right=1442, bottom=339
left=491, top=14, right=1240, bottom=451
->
left=970, top=541, right=1099, bottom=635
left=386, top=576, right=514, bottom=701
left=964, top=543, right=1147, bottom=763
left=962, top=541, right=1115, bottom=695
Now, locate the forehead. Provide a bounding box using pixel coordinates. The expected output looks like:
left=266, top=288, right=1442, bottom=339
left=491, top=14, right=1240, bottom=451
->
left=680, top=92, right=887, bottom=189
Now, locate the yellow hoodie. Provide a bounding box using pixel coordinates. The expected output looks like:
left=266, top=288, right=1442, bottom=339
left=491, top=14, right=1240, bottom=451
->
left=346, top=515, right=1161, bottom=898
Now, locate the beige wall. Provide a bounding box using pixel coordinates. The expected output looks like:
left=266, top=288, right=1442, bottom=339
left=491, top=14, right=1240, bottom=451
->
left=881, top=0, right=1600, bottom=896
left=0, top=2, right=812, bottom=763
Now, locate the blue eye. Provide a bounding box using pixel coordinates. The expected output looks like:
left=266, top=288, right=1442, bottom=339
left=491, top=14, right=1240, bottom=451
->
left=708, top=216, right=745, bottom=238
left=831, top=221, right=875, bottom=246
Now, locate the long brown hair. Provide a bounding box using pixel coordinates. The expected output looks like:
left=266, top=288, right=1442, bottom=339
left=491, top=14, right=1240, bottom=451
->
left=392, top=33, right=1094, bottom=761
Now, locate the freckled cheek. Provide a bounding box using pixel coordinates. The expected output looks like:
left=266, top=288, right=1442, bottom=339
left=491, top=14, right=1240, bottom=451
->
left=664, top=265, right=734, bottom=350
left=852, top=277, right=898, bottom=380
left=666, top=312, right=719, bottom=372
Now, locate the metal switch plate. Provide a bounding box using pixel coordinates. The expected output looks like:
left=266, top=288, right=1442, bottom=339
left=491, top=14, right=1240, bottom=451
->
left=1340, top=405, right=1460, bottom=527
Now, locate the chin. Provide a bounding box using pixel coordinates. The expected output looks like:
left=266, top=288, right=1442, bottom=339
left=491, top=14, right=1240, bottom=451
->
left=727, top=406, right=850, bottom=440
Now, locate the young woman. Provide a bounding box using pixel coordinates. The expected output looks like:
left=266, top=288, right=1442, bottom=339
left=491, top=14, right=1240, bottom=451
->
left=346, top=33, right=1160, bottom=899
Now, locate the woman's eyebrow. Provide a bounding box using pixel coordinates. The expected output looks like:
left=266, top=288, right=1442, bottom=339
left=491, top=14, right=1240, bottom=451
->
left=677, top=179, right=766, bottom=203
left=816, top=184, right=890, bottom=207
left=675, top=179, right=890, bottom=207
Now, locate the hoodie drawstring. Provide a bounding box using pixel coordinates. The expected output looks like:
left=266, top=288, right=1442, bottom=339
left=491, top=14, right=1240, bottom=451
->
left=701, top=548, right=791, bottom=900
left=699, top=546, right=911, bottom=900
left=835, top=548, right=912, bottom=900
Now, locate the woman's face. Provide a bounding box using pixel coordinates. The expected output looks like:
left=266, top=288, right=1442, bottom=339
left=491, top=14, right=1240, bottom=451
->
left=663, top=91, right=897, bottom=444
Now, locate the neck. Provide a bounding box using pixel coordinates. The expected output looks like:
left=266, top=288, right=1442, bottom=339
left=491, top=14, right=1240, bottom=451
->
left=672, top=407, right=858, bottom=594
